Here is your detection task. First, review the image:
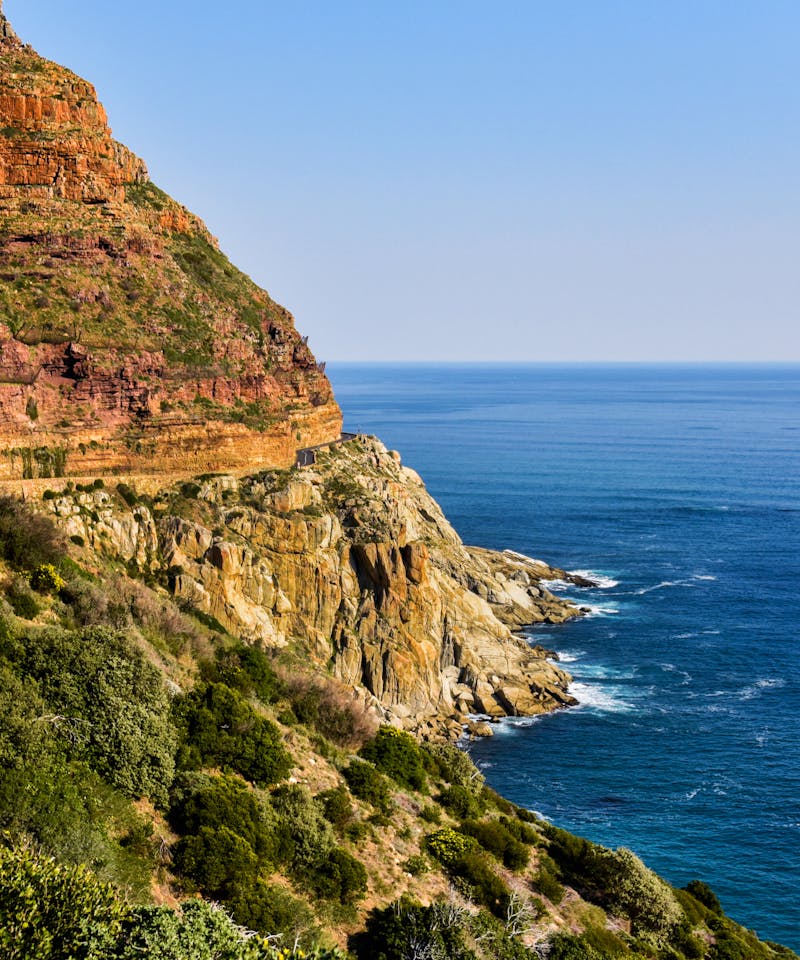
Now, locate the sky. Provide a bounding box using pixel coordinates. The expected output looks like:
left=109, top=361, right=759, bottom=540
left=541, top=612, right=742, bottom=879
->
left=7, top=1, right=800, bottom=362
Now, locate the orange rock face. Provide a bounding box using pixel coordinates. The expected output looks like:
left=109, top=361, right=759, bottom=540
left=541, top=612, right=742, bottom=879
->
left=0, top=10, right=342, bottom=479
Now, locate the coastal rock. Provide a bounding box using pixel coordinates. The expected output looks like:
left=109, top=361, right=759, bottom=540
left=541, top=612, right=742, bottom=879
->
left=0, top=14, right=341, bottom=479
left=43, top=437, right=580, bottom=736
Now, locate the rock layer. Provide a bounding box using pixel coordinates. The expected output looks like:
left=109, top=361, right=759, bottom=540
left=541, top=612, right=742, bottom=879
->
left=44, top=438, right=584, bottom=737
left=0, top=10, right=341, bottom=479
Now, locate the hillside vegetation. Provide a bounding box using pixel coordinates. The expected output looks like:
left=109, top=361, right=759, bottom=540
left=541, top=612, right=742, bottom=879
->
left=0, top=491, right=795, bottom=960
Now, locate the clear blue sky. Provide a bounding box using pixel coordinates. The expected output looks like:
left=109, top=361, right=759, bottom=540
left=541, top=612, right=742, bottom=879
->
left=8, top=1, right=800, bottom=361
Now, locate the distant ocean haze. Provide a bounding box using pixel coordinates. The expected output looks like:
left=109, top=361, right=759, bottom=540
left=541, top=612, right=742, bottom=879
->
left=328, top=362, right=800, bottom=952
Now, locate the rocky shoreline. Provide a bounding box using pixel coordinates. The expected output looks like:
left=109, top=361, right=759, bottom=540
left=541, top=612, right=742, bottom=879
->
left=39, top=436, right=591, bottom=740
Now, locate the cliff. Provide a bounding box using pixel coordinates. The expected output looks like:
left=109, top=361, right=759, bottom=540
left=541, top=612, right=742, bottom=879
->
left=42, top=436, right=583, bottom=737
left=0, top=5, right=341, bottom=480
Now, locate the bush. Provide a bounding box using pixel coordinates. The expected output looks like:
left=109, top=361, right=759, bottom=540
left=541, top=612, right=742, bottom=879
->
left=403, top=854, right=430, bottom=876
left=499, top=815, right=538, bottom=845
left=419, top=802, right=442, bottom=824
left=546, top=933, right=608, bottom=960
left=174, top=825, right=259, bottom=897
left=270, top=784, right=335, bottom=871
left=342, top=759, right=391, bottom=810
left=425, top=827, right=478, bottom=868
left=459, top=819, right=529, bottom=871
left=174, top=682, right=292, bottom=787
left=116, top=484, right=138, bottom=507
left=600, top=847, right=683, bottom=945
left=359, top=725, right=426, bottom=791
left=317, top=785, right=354, bottom=832
left=30, top=563, right=66, bottom=594
left=450, top=849, right=510, bottom=915
left=438, top=784, right=484, bottom=820
left=169, top=773, right=276, bottom=861
left=115, top=900, right=254, bottom=959
left=354, top=898, right=472, bottom=960
left=6, top=577, right=40, bottom=618
left=285, top=674, right=376, bottom=748
left=424, top=742, right=485, bottom=794
left=204, top=645, right=285, bottom=704
left=308, top=847, right=367, bottom=904
left=685, top=879, right=723, bottom=915
left=0, top=844, right=126, bottom=960
left=6, top=625, right=176, bottom=806
left=225, top=880, right=317, bottom=946
left=0, top=496, right=65, bottom=570
left=531, top=866, right=564, bottom=905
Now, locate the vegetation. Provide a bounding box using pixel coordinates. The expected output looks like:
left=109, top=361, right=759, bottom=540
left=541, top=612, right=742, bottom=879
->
left=0, top=494, right=794, bottom=960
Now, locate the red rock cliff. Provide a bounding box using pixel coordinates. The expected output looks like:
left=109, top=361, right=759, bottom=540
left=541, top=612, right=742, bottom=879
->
left=0, top=6, right=342, bottom=480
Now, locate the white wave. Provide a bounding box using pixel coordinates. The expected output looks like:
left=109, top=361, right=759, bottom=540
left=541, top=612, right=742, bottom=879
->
left=542, top=578, right=570, bottom=591
left=692, top=574, right=717, bottom=581
left=674, top=632, right=698, bottom=640
left=579, top=603, right=620, bottom=617
left=658, top=662, right=692, bottom=684
left=737, top=678, right=786, bottom=700
left=569, top=681, right=637, bottom=714
left=569, top=569, right=620, bottom=589
left=685, top=787, right=701, bottom=801
left=633, top=579, right=697, bottom=596
left=554, top=649, right=585, bottom=663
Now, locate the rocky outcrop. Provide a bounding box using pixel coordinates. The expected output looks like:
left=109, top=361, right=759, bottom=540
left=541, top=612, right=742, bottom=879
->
left=43, top=438, right=586, bottom=738
left=0, top=8, right=341, bottom=479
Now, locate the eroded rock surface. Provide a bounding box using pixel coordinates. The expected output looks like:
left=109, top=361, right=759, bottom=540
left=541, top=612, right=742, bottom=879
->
left=44, top=438, right=584, bottom=737
left=0, top=10, right=341, bottom=478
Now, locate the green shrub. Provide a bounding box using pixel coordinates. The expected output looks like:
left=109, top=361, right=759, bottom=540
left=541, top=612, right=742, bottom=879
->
left=169, top=773, right=276, bottom=861
left=174, top=825, right=259, bottom=897
left=203, top=644, right=285, bottom=704
left=459, top=819, right=529, bottom=871
left=30, top=563, right=66, bottom=594
left=342, top=759, right=392, bottom=810
left=685, top=879, right=723, bottom=915
left=225, top=880, right=317, bottom=947
left=424, top=741, right=485, bottom=794
left=174, top=682, right=292, bottom=787
left=425, top=827, right=478, bottom=867
left=546, top=933, right=608, bottom=960
left=0, top=844, right=126, bottom=960
left=0, top=496, right=65, bottom=570
left=419, top=802, right=442, bottom=824
left=499, top=815, right=538, bottom=845
left=403, top=854, right=430, bottom=876
left=359, top=725, right=426, bottom=791
left=450, top=849, right=510, bottom=915
left=6, top=625, right=176, bottom=806
left=116, top=483, right=138, bottom=507
left=438, top=784, right=484, bottom=820
left=114, top=900, right=251, bottom=959
left=180, top=482, right=201, bottom=499
left=308, top=847, right=367, bottom=904
left=317, top=785, right=354, bottom=833
left=270, top=784, right=335, bottom=871
left=600, top=847, right=683, bottom=945
left=7, top=577, right=40, bottom=618
left=355, top=898, right=473, bottom=960
left=532, top=866, right=564, bottom=905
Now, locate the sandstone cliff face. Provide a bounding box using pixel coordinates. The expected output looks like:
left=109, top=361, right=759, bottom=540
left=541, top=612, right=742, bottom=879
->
left=43, top=438, right=583, bottom=737
left=0, top=9, right=341, bottom=479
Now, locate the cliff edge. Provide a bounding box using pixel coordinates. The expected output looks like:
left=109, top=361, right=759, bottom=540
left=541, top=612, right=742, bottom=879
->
left=0, top=7, right=341, bottom=480
left=42, top=436, right=583, bottom=737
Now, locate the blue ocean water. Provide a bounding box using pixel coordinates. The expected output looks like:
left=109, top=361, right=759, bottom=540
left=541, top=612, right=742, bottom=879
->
left=327, top=363, right=800, bottom=951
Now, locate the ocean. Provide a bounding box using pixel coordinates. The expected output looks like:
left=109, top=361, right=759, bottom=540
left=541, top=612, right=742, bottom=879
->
left=327, top=363, right=800, bottom=951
